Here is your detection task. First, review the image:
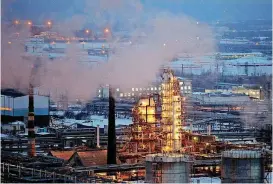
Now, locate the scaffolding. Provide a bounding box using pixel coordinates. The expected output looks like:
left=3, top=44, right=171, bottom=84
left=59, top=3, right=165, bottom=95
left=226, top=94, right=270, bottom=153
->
left=123, top=94, right=161, bottom=158
left=119, top=69, right=186, bottom=162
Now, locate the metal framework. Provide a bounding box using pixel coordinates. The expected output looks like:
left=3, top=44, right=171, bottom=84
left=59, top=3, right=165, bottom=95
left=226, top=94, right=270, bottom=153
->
left=161, top=69, right=184, bottom=152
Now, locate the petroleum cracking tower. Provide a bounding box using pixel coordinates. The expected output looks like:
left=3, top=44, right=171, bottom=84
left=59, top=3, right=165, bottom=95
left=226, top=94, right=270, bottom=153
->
left=161, top=69, right=183, bottom=153
left=145, top=69, right=192, bottom=183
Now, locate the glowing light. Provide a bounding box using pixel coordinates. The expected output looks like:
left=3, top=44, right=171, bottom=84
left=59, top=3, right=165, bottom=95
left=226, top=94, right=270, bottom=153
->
left=47, top=21, right=52, bottom=25
left=163, top=43, right=166, bottom=46
left=196, top=21, right=199, bottom=25
left=1, top=107, right=12, bottom=111
left=8, top=41, right=12, bottom=44
left=104, top=28, right=110, bottom=33
left=14, top=20, right=19, bottom=24
left=85, top=29, right=89, bottom=34
left=27, top=21, right=32, bottom=25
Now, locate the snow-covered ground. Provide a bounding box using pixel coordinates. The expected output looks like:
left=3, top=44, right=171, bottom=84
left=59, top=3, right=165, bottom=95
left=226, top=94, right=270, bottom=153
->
left=54, top=115, right=132, bottom=128
left=191, top=177, right=221, bottom=183
left=168, top=52, right=271, bottom=76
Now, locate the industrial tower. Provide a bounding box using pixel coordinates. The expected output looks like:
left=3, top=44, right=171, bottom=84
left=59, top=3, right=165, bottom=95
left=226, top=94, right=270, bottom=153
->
left=161, top=69, right=183, bottom=153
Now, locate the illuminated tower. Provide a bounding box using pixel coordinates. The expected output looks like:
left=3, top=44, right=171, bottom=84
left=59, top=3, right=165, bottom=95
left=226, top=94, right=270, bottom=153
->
left=161, top=69, right=183, bottom=152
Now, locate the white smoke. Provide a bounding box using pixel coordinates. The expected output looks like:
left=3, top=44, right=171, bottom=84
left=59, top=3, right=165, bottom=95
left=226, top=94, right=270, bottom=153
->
left=1, top=0, right=216, bottom=104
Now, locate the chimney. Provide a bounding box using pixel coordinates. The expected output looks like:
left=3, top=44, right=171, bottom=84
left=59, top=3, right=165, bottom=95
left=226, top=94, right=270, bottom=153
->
left=28, top=83, right=36, bottom=157
left=97, top=125, right=100, bottom=148
left=107, top=87, right=116, bottom=164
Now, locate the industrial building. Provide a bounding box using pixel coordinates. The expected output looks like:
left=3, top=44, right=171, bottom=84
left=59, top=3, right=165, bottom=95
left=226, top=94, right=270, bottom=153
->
left=97, top=78, right=192, bottom=100
left=205, top=84, right=263, bottom=100
left=1, top=94, right=50, bottom=127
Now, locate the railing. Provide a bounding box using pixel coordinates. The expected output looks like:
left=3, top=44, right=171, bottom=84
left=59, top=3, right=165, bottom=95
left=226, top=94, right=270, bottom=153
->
left=1, top=163, right=77, bottom=183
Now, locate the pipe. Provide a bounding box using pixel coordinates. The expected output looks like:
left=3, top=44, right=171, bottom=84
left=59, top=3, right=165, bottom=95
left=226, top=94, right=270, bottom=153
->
left=207, top=124, right=211, bottom=136
left=28, top=83, right=36, bottom=157
left=97, top=125, right=100, bottom=148
left=107, top=86, right=116, bottom=164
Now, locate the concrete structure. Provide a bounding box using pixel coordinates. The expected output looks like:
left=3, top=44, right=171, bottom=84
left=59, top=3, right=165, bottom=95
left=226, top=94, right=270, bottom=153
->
left=145, top=154, right=192, bottom=183
left=221, top=150, right=264, bottom=183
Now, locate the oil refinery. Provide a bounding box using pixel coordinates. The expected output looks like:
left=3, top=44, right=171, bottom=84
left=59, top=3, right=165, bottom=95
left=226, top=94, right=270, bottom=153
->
left=1, top=1, right=273, bottom=183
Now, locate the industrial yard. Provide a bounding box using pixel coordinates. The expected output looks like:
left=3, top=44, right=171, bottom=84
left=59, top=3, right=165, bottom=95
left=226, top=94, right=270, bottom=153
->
left=1, top=0, right=273, bottom=183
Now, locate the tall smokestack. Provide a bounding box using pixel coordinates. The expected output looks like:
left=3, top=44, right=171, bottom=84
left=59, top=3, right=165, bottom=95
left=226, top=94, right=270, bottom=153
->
left=28, top=83, right=36, bottom=157
left=107, top=86, right=116, bottom=164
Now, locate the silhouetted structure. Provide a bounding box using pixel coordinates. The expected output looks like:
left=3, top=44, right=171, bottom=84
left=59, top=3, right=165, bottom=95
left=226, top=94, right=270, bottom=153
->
left=107, top=87, right=116, bottom=164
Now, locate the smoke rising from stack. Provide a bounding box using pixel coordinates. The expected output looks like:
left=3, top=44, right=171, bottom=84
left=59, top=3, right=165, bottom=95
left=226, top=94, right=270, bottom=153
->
left=1, top=0, right=216, bottom=104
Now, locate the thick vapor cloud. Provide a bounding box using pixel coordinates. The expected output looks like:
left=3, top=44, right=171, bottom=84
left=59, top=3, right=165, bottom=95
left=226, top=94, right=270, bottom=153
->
left=1, top=0, right=216, bottom=103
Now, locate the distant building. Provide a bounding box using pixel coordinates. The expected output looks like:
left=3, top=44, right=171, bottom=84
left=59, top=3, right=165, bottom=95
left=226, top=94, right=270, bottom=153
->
left=205, top=84, right=262, bottom=100
left=97, top=78, right=192, bottom=99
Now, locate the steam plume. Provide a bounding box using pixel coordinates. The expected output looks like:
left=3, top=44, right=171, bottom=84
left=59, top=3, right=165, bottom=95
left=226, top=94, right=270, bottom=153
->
left=1, top=0, right=216, bottom=104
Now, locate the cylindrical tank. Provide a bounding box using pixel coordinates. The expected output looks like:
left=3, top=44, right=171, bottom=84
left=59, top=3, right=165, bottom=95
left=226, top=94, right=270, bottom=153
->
left=221, top=150, right=264, bottom=183
left=145, top=154, right=192, bottom=183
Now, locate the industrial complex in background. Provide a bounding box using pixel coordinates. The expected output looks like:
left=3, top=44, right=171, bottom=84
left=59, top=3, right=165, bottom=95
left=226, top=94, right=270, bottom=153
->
left=1, top=18, right=272, bottom=183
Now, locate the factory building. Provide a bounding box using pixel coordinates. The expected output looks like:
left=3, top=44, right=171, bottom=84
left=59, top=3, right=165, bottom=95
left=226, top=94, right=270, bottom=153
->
left=97, top=78, right=192, bottom=100
left=1, top=94, right=50, bottom=127
left=205, top=85, right=262, bottom=100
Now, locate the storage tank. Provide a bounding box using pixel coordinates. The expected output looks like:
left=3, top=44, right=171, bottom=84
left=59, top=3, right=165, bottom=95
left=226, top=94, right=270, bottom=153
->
left=145, top=154, right=192, bottom=183
left=221, top=150, right=264, bottom=183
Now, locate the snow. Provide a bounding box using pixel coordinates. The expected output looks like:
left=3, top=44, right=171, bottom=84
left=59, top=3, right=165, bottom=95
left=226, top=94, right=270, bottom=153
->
left=54, top=115, right=132, bottom=128
left=36, top=132, right=51, bottom=135
left=168, top=53, right=271, bottom=76
left=9, top=121, right=25, bottom=125
left=191, top=177, right=221, bottom=183
left=0, top=133, right=10, bottom=138
left=50, top=110, right=65, bottom=116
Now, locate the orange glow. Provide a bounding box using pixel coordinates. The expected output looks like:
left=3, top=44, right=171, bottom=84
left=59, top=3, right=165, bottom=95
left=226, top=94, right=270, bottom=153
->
left=14, top=20, right=19, bottom=24
left=27, top=21, right=32, bottom=25
left=8, top=41, right=12, bottom=44
left=1, top=107, right=12, bottom=111
left=47, top=21, right=52, bottom=25
left=104, top=28, right=110, bottom=33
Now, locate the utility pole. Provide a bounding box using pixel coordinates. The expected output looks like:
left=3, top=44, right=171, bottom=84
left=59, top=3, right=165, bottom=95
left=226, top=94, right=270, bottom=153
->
left=181, top=64, right=184, bottom=77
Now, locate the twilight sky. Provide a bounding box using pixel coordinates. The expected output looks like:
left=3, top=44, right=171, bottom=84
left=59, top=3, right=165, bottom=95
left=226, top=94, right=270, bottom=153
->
left=2, top=0, right=272, bottom=23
